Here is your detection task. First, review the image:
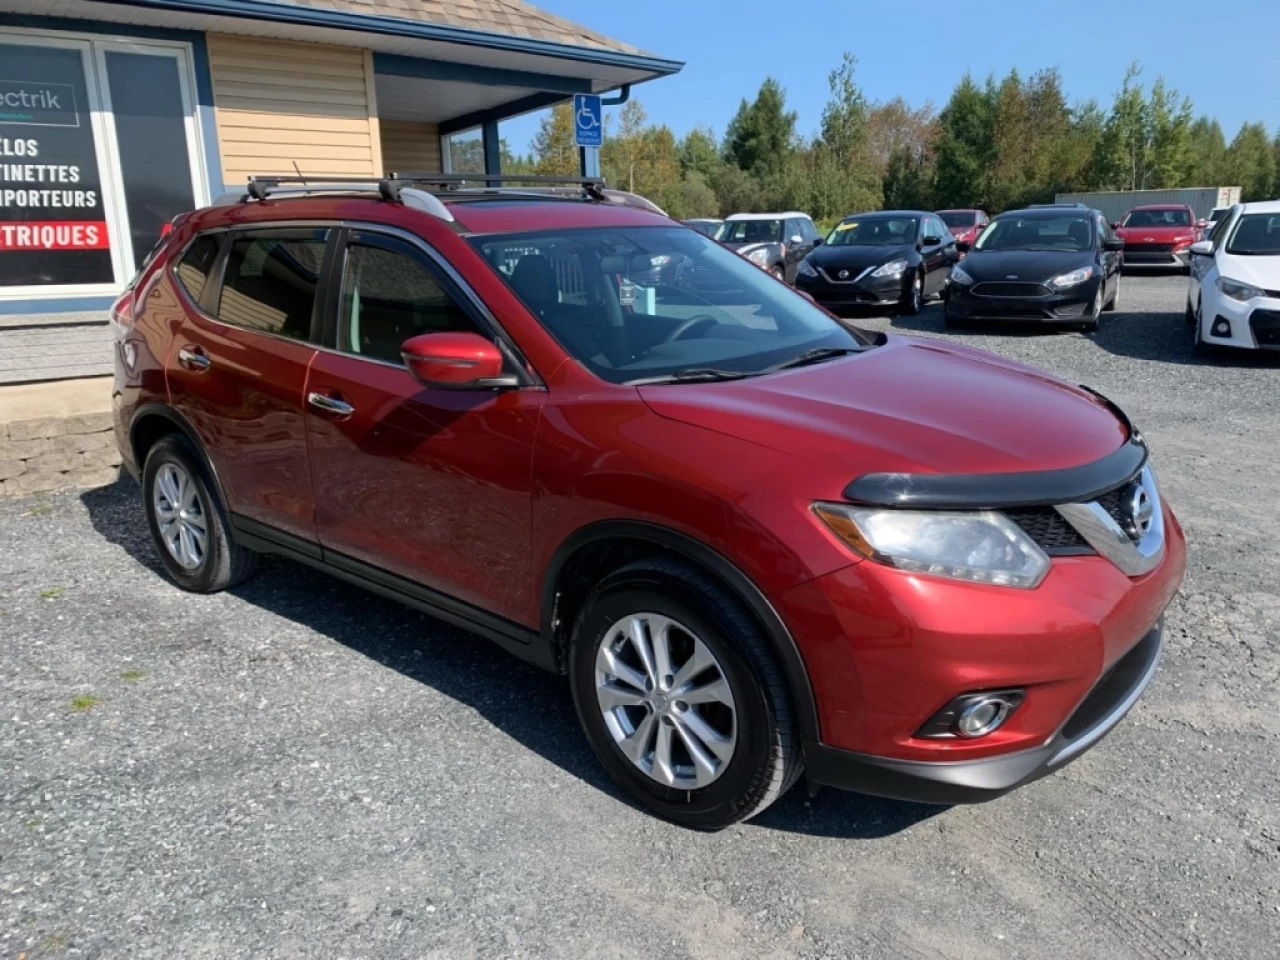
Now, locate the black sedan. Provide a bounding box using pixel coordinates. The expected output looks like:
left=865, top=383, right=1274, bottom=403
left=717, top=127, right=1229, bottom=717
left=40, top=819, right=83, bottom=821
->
left=944, top=207, right=1124, bottom=331
left=794, top=211, right=958, bottom=314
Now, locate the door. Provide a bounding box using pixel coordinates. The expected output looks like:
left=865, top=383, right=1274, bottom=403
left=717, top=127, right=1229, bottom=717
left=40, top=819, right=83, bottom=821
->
left=1096, top=215, right=1121, bottom=302
left=783, top=218, right=813, bottom=282
left=304, top=229, right=545, bottom=623
left=167, top=226, right=330, bottom=544
left=921, top=216, right=951, bottom=294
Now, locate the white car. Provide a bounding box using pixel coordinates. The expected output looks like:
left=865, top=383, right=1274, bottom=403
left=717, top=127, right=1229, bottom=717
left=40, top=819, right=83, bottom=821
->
left=1185, top=200, right=1280, bottom=353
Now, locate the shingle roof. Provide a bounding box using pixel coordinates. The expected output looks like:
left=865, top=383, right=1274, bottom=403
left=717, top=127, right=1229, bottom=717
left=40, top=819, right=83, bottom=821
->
left=262, top=0, right=648, bottom=55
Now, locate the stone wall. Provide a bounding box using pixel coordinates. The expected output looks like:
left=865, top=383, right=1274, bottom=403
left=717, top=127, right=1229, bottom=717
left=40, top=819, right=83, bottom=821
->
left=0, top=411, right=122, bottom=496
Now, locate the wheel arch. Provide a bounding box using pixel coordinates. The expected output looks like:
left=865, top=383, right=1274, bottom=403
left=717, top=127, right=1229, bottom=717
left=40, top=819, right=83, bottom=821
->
left=542, top=519, right=820, bottom=742
left=129, top=404, right=229, bottom=511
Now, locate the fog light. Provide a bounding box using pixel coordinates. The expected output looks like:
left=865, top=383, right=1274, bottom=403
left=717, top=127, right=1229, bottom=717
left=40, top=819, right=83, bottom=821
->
left=1211, top=316, right=1232, bottom=337
left=915, top=689, right=1025, bottom=739
left=955, top=697, right=1013, bottom=738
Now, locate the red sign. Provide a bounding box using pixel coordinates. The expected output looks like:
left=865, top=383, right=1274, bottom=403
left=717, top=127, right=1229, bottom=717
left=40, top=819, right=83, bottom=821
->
left=0, top=219, right=109, bottom=251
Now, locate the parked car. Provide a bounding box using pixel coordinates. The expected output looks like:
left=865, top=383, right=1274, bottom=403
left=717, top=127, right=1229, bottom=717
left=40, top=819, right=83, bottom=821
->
left=112, top=176, right=1185, bottom=829
left=1185, top=201, right=1280, bottom=353
left=937, top=208, right=989, bottom=251
left=715, top=212, right=820, bottom=283
left=682, top=218, right=722, bottom=238
left=1113, top=205, right=1197, bottom=272
left=945, top=205, right=1124, bottom=330
left=795, top=211, right=957, bottom=314
left=1197, top=206, right=1231, bottom=242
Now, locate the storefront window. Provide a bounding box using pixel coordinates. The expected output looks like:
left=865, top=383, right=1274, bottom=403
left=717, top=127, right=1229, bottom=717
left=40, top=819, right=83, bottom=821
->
left=0, top=41, right=113, bottom=287
left=445, top=128, right=485, bottom=175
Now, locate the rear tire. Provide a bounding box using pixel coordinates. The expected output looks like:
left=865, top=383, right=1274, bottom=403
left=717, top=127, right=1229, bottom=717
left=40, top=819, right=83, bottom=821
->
left=142, top=435, right=257, bottom=593
left=568, top=559, right=801, bottom=830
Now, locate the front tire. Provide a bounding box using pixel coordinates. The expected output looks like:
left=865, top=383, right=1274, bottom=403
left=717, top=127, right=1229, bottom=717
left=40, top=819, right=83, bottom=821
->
left=1103, top=278, right=1119, bottom=312
left=143, top=435, right=257, bottom=592
left=899, top=270, right=923, bottom=316
left=769, top=264, right=785, bottom=283
left=568, top=559, right=801, bottom=829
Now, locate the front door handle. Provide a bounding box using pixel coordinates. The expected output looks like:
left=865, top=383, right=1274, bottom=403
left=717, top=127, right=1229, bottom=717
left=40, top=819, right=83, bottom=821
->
left=307, top=391, right=354, bottom=419
left=177, top=346, right=210, bottom=372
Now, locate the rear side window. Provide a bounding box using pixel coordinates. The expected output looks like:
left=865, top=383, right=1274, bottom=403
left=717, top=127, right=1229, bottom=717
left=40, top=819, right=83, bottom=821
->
left=216, top=229, right=328, bottom=341
left=174, top=234, right=222, bottom=304
left=337, top=239, right=479, bottom=364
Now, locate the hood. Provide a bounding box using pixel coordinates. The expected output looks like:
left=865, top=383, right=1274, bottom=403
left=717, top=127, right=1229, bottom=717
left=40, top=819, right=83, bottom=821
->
left=1116, top=224, right=1195, bottom=244
left=639, top=337, right=1128, bottom=481
left=961, top=248, right=1095, bottom=282
left=807, top=242, right=915, bottom=275
left=1219, top=252, right=1280, bottom=287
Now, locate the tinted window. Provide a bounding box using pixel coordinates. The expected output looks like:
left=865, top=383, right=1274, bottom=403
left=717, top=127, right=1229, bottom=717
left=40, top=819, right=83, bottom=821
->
left=338, top=241, right=478, bottom=363
left=716, top=219, right=784, bottom=243
left=216, top=230, right=327, bottom=340
left=1122, top=208, right=1193, bottom=227
left=471, top=226, right=864, bottom=385
left=975, top=216, right=1093, bottom=252
left=1210, top=210, right=1236, bottom=247
left=825, top=217, right=918, bottom=246
left=174, top=234, right=222, bottom=303
left=939, top=211, right=977, bottom=228
left=802, top=219, right=818, bottom=241
left=1225, top=214, right=1280, bottom=256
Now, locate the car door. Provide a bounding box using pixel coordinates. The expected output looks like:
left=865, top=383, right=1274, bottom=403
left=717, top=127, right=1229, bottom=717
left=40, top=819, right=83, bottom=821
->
left=166, top=225, right=330, bottom=545
left=782, top=219, right=804, bottom=282
left=1190, top=206, right=1236, bottom=306
left=920, top=216, right=951, bottom=295
left=303, top=226, right=545, bottom=624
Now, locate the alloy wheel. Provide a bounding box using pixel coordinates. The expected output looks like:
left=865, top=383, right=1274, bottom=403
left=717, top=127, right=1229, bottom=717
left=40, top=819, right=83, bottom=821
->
left=912, top=273, right=922, bottom=311
left=594, top=613, right=738, bottom=789
left=152, top=462, right=207, bottom=570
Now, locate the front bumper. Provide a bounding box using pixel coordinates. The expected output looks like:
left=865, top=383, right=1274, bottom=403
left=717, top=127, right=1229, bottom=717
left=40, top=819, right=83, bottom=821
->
left=1202, top=294, right=1280, bottom=351
left=795, top=269, right=903, bottom=308
left=804, top=621, right=1164, bottom=803
left=1123, top=251, right=1191, bottom=269
left=946, top=277, right=1100, bottom=321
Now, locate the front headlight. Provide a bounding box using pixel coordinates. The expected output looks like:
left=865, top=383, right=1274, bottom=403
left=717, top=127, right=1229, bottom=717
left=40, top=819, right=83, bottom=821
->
left=796, top=258, right=818, bottom=278
left=746, top=247, right=770, bottom=266
left=1049, top=265, right=1094, bottom=290
left=1217, top=276, right=1265, bottom=302
left=812, top=504, right=1050, bottom=588
left=872, top=258, right=909, bottom=278
left=950, top=264, right=974, bottom=285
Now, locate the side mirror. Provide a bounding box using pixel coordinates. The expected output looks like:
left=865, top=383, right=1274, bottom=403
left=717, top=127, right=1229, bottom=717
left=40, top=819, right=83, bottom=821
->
left=1188, top=240, right=1214, bottom=257
left=813, top=237, right=824, bottom=247
left=1103, top=237, right=1125, bottom=251
left=1111, top=221, right=1121, bottom=230
left=1196, top=219, right=1208, bottom=228
left=401, top=332, right=514, bottom=390
left=922, top=234, right=943, bottom=246
left=790, top=234, right=803, bottom=245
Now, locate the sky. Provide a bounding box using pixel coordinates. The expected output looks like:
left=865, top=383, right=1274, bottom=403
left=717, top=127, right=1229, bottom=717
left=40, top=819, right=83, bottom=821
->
left=499, top=0, right=1280, bottom=155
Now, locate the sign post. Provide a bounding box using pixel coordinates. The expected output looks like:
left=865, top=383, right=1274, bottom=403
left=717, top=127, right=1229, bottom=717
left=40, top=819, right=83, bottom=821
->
left=573, top=93, right=602, bottom=179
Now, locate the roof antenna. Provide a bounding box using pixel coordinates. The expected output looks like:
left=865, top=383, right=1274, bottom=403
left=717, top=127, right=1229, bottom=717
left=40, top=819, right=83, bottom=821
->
left=292, top=160, right=307, bottom=184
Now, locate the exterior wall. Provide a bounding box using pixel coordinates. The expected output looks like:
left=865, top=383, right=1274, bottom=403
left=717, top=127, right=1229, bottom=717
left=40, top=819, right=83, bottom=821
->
left=380, top=120, right=442, bottom=174
left=1056, top=188, right=1244, bottom=223
left=0, top=409, right=120, bottom=496
left=207, top=34, right=382, bottom=187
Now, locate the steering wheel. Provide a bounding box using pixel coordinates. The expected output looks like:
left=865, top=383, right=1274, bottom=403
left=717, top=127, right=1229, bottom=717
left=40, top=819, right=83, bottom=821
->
left=662, top=314, right=720, bottom=344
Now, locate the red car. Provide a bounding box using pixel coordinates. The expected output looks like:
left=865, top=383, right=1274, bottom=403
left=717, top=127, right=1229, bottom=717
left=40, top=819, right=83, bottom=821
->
left=1113, top=205, right=1197, bottom=271
left=937, top=208, right=989, bottom=252
left=111, top=177, right=1185, bottom=829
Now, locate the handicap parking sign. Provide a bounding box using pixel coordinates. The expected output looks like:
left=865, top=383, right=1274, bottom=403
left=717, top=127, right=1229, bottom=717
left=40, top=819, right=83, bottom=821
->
left=573, top=94, right=602, bottom=148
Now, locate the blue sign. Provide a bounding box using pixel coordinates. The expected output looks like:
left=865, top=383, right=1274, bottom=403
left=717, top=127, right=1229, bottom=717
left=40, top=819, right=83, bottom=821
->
left=573, top=93, right=602, bottom=148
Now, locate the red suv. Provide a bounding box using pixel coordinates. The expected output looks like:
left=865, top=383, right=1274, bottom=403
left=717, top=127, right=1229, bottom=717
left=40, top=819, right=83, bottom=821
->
left=1113, top=205, right=1198, bottom=271
left=111, top=176, right=1186, bottom=829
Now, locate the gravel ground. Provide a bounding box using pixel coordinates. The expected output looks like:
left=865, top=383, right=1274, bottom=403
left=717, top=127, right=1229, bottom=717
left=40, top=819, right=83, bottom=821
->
left=2, top=275, right=1278, bottom=959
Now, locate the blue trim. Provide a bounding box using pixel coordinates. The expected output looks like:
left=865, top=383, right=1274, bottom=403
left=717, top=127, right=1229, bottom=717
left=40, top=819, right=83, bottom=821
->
left=373, top=52, right=590, bottom=94
left=96, top=0, right=682, bottom=76
left=0, top=296, right=114, bottom=315
left=0, top=13, right=224, bottom=199
left=482, top=120, right=500, bottom=176
left=439, top=91, right=567, bottom=135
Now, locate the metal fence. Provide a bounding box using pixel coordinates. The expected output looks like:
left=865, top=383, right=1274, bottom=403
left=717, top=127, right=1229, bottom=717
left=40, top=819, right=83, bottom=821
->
left=1054, top=187, right=1242, bottom=223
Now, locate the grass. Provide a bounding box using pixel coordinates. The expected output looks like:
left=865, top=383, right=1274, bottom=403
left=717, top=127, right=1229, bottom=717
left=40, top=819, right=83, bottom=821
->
left=39, top=587, right=63, bottom=600
left=39, top=929, right=72, bottom=952
left=119, top=669, right=146, bottom=682
left=23, top=502, right=53, bottom=517
left=69, top=694, right=98, bottom=712
left=23, top=819, right=41, bottom=831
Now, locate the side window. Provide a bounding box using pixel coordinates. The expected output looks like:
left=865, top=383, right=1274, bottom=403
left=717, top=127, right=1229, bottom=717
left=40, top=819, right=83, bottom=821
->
left=802, top=218, right=818, bottom=241
left=338, top=238, right=480, bottom=364
left=173, top=233, right=222, bottom=304
left=1210, top=210, right=1235, bottom=249
left=785, top=219, right=801, bottom=242
left=216, top=229, right=328, bottom=340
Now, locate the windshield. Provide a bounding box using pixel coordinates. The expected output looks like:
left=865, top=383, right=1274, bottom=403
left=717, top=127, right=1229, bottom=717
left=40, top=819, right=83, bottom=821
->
left=974, top=215, right=1094, bottom=252
left=825, top=217, right=918, bottom=246
left=684, top=220, right=720, bottom=237
left=1122, top=208, right=1192, bottom=227
left=938, top=211, right=976, bottom=228
left=1225, top=214, right=1280, bottom=256
left=470, top=226, right=865, bottom=385
left=715, top=219, right=783, bottom=244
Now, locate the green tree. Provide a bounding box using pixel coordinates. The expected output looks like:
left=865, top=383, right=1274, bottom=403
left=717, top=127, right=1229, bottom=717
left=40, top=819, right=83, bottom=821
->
left=882, top=145, right=933, bottom=210
left=710, top=164, right=763, bottom=216
left=670, top=171, right=718, bottom=219
left=1093, top=63, right=1151, bottom=190
left=1185, top=117, right=1228, bottom=186
left=532, top=103, right=578, bottom=176
left=678, top=126, right=721, bottom=180
left=932, top=74, right=995, bottom=208
left=601, top=100, right=649, bottom=192
left=722, top=77, right=796, bottom=180
left=1147, top=79, right=1194, bottom=188
left=1226, top=122, right=1276, bottom=200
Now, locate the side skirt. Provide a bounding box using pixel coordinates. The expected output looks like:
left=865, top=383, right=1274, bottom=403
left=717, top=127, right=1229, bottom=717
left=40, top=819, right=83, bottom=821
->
left=230, top=515, right=556, bottom=673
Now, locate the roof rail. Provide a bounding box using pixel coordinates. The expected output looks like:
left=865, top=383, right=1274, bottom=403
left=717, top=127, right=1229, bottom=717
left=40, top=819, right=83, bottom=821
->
left=388, top=172, right=607, bottom=201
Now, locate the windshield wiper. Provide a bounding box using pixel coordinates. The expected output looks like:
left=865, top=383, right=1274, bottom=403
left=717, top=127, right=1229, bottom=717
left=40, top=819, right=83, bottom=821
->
left=768, top=346, right=861, bottom=371
left=627, top=368, right=758, bottom=386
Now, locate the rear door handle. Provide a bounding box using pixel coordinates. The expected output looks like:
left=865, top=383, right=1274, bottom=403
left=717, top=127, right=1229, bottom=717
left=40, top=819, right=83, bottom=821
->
left=307, top=391, right=354, bottom=418
left=177, top=346, right=210, bottom=372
